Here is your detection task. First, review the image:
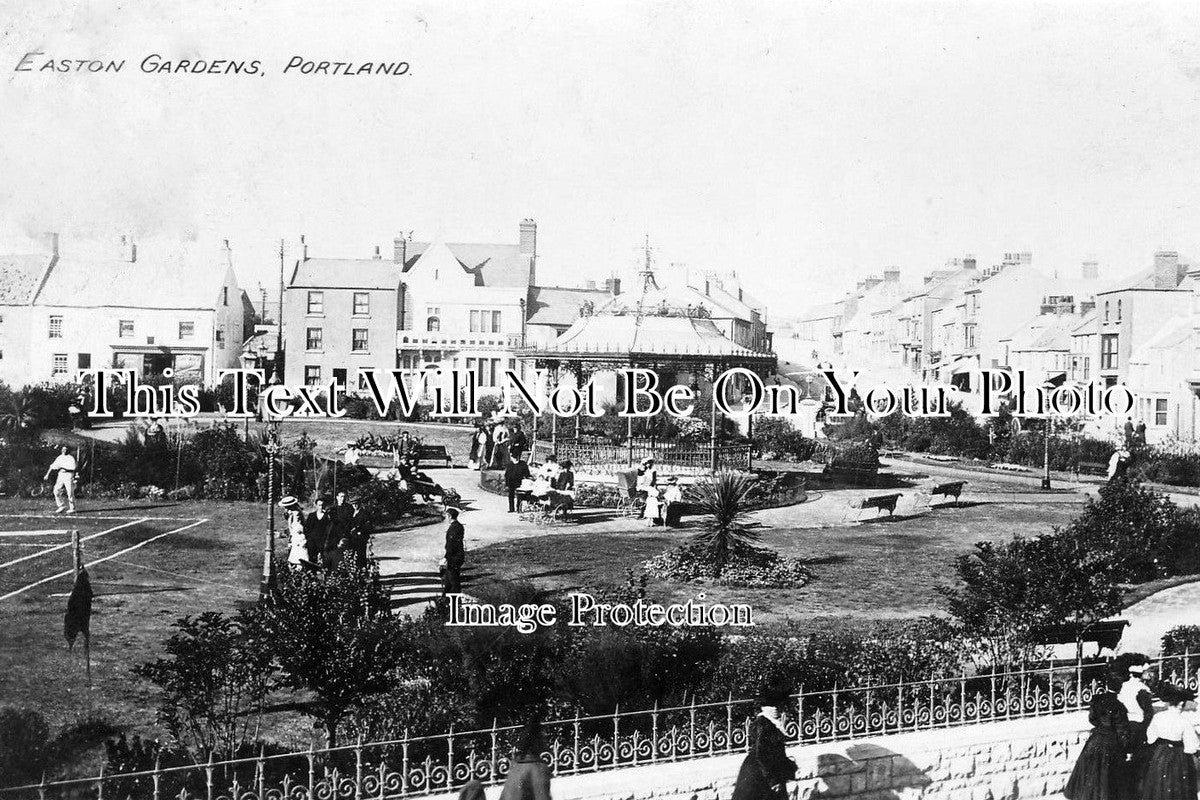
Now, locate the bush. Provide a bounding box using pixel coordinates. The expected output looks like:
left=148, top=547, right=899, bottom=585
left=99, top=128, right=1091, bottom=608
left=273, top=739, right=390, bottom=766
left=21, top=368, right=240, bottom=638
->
left=0, top=708, right=50, bottom=786
left=752, top=416, right=816, bottom=461
left=1161, top=625, right=1200, bottom=657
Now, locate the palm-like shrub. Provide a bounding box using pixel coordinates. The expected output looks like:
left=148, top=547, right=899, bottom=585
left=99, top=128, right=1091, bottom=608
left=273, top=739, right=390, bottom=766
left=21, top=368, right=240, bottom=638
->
left=687, top=470, right=761, bottom=578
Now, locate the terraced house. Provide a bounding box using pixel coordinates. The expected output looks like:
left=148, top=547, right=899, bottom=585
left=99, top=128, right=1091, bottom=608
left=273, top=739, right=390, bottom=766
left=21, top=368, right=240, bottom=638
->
left=0, top=234, right=250, bottom=387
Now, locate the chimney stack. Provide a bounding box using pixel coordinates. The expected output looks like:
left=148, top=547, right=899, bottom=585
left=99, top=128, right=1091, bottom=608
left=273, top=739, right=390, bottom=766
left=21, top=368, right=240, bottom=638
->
left=300, top=235, right=308, bottom=262
left=605, top=277, right=622, bottom=296
left=119, top=234, right=137, bottom=263
left=1154, top=250, right=1180, bottom=289
left=44, top=232, right=59, bottom=260
left=1081, top=260, right=1099, bottom=281
left=863, top=276, right=883, bottom=291
left=394, top=236, right=407, bottom=265
left=373, top=245, right=381, bottom=260
left=963, top=255, right=977, bottom=271
left=519, top=219, right=537, bottom=284
left=884, top=268, right=901, bottom=283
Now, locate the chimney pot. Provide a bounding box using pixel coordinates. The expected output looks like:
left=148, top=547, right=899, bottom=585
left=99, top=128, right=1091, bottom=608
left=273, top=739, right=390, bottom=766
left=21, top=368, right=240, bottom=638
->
left=373, top=245, right=381, bottom=260
left=300, top=235, right=308, bottom=262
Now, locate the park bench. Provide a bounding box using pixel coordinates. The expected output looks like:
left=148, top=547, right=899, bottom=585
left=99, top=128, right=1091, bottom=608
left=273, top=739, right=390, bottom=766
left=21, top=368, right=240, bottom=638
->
left=846, top=492, right=902, bottom=521
left=1075, top=460, right=1108, bottom=479
left=930, top=480, right=966, bottom=506
left=1033, top=619, right=1129, bottom=657
left=824, top=463, right=879, bottom=486
left=416, top=444, right=453, bottom=467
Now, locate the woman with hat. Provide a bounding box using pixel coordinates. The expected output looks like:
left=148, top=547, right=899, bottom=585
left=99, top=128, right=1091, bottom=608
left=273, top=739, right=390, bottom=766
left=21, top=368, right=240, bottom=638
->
left=1064, top=671, right=1129, bottom=800
left=279, top=496, right=308, bottom=569
left=1140, top=683, right=1197, bottom=800
left=732, top=683, right=797, bottom=800
left=1116, top=653, right=1156, bottom=782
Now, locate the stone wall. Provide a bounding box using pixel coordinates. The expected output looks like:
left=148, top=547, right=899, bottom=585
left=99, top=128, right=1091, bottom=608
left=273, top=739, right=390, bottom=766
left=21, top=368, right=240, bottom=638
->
left=423, top=713, right=1089, bottom=800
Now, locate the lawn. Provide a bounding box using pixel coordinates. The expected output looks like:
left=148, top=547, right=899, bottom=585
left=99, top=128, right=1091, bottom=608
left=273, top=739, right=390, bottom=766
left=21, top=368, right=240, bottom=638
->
left=467, top=492, right=1089, bottom=632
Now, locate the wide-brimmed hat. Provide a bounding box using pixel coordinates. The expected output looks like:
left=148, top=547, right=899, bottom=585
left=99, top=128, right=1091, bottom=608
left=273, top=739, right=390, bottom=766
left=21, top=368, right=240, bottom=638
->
left=278, top=495, right=300, bottom=509
left=667, top=476, right=679, bottom=483
left=641, top=457, right=655, bottom=465
left=758, top=681, right=792, bottom=708
left=1158, top=683, right=1196, bottom=705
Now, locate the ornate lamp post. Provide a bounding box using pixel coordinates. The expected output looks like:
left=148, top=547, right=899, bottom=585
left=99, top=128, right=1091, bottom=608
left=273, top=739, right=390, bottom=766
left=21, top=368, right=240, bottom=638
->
left=260, top=370, right=284, bottom=600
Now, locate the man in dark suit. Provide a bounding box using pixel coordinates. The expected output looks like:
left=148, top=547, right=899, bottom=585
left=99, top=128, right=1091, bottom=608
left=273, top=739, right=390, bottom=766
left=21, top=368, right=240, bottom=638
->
left=504, top=454, right=531, bottom=513
left=303, top=496, right=336, bottom=567
left=442, top=507, right=465, bottom=595
left=332, top=490, right=365, bottom=565
left=508, top=425, right=529, bottom=461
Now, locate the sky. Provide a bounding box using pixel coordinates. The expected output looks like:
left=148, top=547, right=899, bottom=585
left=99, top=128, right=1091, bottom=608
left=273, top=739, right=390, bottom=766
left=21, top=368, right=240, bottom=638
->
left=3, top=0, right=1200, bottom=317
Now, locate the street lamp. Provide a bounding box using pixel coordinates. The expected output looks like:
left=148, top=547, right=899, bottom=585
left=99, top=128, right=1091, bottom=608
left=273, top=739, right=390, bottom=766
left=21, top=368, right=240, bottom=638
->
left=260, top=395, right=283, bottom=600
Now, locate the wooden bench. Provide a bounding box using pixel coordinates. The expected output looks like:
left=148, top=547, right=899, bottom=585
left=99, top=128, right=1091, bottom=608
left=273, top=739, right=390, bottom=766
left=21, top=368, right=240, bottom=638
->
left=1076, top=460, right=1108, bottom=478
left=930, top=480, right=967, bottom=506
left=847, top=492, right=902, bottom=520
left=416, top=444, right=452, bottom=467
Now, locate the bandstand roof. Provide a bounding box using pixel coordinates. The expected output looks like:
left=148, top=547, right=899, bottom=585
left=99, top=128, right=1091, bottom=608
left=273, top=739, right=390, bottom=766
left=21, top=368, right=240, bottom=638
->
left=519, top=312, right=776, bottom=367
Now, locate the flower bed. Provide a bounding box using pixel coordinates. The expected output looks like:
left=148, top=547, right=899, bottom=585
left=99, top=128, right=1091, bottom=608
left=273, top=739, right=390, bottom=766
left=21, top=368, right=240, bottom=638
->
left=642, top=540, right=812, bottom=588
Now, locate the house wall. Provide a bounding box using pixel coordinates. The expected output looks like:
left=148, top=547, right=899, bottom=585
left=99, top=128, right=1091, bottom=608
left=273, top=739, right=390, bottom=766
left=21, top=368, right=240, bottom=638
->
left=1096, top=290, right=1191, bottom=382
left=0, top=305, right=34, bottom=386
left=283, top=284, right=400, bottom=390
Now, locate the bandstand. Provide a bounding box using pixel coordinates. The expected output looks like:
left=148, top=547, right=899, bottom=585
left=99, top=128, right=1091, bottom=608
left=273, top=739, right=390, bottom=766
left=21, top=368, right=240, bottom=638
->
left=517, top=263, right=777, bottom=477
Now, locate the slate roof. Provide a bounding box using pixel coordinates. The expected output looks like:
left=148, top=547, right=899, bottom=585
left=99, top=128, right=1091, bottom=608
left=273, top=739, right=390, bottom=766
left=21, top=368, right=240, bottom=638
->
left=529, top=313, right=771, bottom=360
left=290, top=241, right=532, bottom=290
left=526, top=286, right=613, bottom=328
left=35, top=244, right=231, bottom=309
left=0, top=254, right=49, bottom=304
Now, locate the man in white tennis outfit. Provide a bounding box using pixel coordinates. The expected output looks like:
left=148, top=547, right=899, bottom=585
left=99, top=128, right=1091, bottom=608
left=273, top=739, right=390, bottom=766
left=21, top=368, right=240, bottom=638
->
left=44, top=445, right=78, bottom=514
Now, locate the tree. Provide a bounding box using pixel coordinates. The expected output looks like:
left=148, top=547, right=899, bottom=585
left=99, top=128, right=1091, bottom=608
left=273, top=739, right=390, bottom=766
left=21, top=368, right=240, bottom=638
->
left=939, top=531, right=1123, bottom=667
left=687, top=471, right=761, bottom=578
left=249, top=564, right=406, bottom=746
left=133, top=612, right=274, bottom=759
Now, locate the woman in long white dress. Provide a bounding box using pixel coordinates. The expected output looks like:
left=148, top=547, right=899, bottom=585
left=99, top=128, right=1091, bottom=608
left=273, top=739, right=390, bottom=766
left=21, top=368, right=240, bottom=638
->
left=280, top=496, right=308, bottom=569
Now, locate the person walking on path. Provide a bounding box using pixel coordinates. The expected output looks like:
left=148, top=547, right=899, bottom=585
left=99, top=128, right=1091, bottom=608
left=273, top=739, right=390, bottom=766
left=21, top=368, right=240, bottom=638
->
left=1064, top=672, right=1130, bottom=800
left=1116, top=654, right=1156, bottom=789
left=498, top=716, right=552, bottom=800
left=303, top=496, right=336, bottom=567
left=1139, top=683, right=1197, bottom=800
left=280, top=496, right=309, bottom=570
left=442, top=507, right=465, bottom=595
left=732, top=683, right=797, bottom=800
left=44, top=445, right=78, bottom=514
left=505, top=454, right=531, bottom=513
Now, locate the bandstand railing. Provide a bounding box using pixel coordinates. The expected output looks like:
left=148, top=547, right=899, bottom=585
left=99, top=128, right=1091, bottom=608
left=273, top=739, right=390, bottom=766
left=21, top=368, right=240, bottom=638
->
left=538, top=437, right=752, bottom=475
left=6, top=652, right=1196, bottom=800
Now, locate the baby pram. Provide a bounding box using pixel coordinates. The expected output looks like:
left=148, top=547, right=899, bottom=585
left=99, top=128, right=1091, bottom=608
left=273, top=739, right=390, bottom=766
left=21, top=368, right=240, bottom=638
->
left=614, top=470, right=646, bottom=518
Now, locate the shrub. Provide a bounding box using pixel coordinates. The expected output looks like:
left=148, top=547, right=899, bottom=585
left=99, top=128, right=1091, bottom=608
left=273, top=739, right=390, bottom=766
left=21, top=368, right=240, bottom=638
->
left=0, top=708, right=50, bottom=786
left=352, top=479, right=416, bottom=530
left=1161, top=626, right=1200, bottom=657
left=752, top=416, right=816, bottom=461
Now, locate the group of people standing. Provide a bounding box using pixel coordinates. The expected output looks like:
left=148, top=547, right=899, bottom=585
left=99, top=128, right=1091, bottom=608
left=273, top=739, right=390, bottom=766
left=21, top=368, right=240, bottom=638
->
left=633, top=457, right=684, bottom=527
left=1066, top=654, right=1198, bottom=800
left=279, top=490, right=368, bottom=571
left=468, top=419, right=529, bottom=471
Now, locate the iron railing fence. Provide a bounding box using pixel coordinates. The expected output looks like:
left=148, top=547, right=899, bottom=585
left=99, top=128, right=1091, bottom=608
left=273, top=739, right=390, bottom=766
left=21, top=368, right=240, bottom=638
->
left=542, top=437, right=752, bottom=474
left=6, top=652, right=1197, bottom=800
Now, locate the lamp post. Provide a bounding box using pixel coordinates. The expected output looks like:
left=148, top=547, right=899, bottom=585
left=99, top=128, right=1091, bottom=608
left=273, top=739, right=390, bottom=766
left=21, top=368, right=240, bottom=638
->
left=1041, top=380, right=1054, bottom=491
left=261, top=419, right=282, bottom=599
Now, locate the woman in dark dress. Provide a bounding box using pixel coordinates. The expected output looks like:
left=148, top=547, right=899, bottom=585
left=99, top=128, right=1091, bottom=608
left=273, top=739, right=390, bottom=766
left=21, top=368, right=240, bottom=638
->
left=1140, top=684, right=1197, bottom=800
left=1064, top=673, right=1129, bottom=800
left=732, top=684, right=797, bottom=800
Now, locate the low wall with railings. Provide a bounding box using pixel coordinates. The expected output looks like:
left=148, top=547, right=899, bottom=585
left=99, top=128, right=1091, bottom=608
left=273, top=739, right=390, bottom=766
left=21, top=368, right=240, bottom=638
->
left=5, top=653, right=1197, bottom=800
left=421, top=712, right=1090, bottom=800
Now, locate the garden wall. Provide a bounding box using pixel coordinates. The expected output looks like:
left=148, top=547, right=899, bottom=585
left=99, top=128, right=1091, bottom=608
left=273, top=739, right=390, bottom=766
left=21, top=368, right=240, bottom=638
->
left=421, top=713, right=1087, bottom=800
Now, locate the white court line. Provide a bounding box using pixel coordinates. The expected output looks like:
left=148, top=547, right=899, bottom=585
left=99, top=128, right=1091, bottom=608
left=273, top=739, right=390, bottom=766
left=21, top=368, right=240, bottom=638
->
left=0, top=519, right=148, bottom=570
left=0, top=513, right=200, bottom=522
left=0, top=530, right=71, bottom=537
left=0, top=519, right=209, bottom=601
